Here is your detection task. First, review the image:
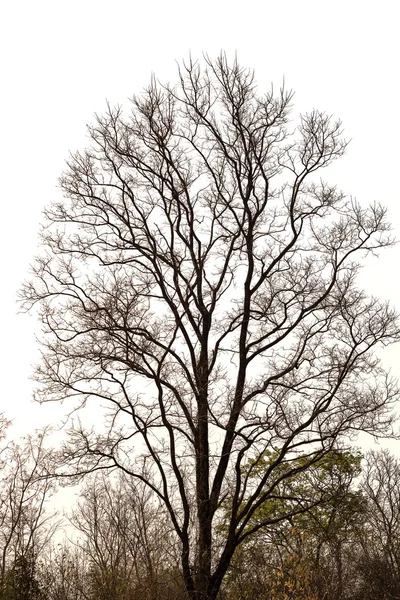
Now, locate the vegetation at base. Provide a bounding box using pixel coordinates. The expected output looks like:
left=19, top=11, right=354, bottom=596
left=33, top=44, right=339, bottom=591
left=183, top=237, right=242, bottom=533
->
left=1, top=425, right=400, bottom=599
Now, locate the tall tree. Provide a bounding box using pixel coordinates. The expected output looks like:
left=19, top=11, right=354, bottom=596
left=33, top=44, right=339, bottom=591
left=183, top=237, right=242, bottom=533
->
left=21, top=55, right=399, bottom=600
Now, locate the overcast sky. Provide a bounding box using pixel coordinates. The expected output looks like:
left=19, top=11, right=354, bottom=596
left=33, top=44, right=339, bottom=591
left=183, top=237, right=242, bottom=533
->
left=0, top=0, right=399, bottom=450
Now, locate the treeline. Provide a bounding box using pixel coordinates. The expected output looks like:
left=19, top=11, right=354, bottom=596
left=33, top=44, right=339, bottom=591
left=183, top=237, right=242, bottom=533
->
left=1, top=424, right=399, bottom=600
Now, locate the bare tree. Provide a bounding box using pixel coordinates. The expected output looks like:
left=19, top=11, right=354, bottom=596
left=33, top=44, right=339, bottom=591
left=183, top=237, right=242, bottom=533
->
left=21, top=54, right=400, bottom=600
left=352, top=449, right=400, bottom=599
left=38, top=543, right=89, bottom=600
left=70, top=472, right=183, bottom=600
left=364, top=450, right=400, bottom=566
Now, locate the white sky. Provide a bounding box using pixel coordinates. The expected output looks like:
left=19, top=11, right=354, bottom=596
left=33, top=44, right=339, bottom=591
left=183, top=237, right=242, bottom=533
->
left=0, top=0, right=399, bottom=454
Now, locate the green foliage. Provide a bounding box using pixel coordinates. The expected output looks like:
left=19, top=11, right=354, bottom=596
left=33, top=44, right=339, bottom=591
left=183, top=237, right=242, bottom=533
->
left=1, top=551, right=44, bottom=600
left=236, top=448, right=364, bottom=538
left=219, top=447, right=366, bottom=600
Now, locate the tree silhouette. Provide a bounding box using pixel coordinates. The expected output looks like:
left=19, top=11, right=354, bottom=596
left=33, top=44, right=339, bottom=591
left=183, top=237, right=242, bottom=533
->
left=21, top=54, right=400, bottom=600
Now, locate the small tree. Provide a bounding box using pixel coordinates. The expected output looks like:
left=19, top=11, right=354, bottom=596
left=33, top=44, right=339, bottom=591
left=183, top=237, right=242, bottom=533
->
left=21, top=54, right=400, bottom=600
left=38, top=543, right=88, bottom=600
left=269, top=550, right=319, bottom=600
left=0, top=428, right=57, bottom=599
left=4, top=550, right=43, bottom=600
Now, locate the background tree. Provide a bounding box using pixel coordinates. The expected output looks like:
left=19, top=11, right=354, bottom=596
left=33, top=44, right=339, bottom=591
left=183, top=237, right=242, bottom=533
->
left=38, top=543, right=88, bottom=600
left=352, top=450, right=400, bottom=600
left=70, top=471, right=182, bottom=600
left=0, top=427, right=57, bottom=600
left=21, top=54, right=400, bottom=600
left=220, top=448, right=365, bottom=600
left=4, top=550, right=44, bottom=600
